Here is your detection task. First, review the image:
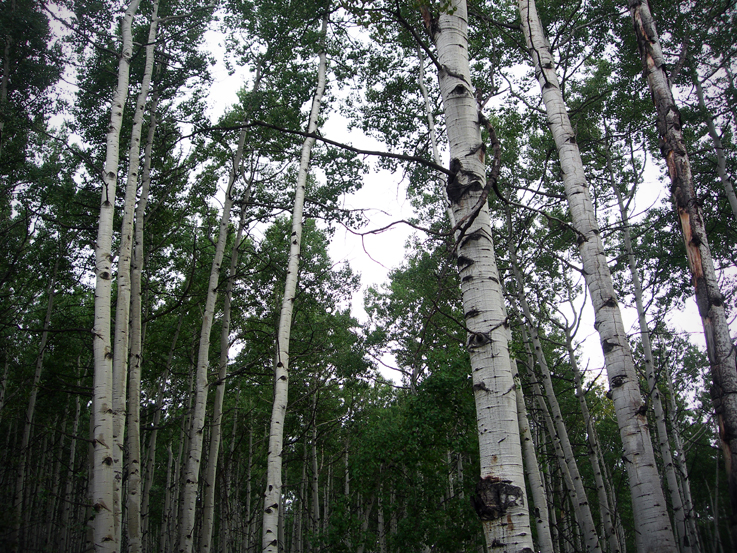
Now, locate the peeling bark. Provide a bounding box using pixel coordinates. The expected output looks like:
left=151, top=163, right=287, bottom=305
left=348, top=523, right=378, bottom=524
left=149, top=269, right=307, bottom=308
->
left=627, top=0, right=737, bottom=544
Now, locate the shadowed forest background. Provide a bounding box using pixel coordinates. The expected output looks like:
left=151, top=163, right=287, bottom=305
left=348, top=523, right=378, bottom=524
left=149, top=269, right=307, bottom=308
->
left=0, top=0, right=736, bottom=552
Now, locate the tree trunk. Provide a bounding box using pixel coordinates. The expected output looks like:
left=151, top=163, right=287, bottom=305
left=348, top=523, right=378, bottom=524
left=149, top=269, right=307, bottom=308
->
left=606, top=137, right=692, bottom=553
left=263, top=12, right=328, bottom=553
left=627, top=1, right=737, bottom=543
left=508, top=209, right=601, bottom=553
left=13, top=255, right=58, bottom=551
left=122, top=7, right=159, bottom=550
left=90, top=2, right=141, bottom=550
left=427, top=2, right=533, bottom=549
left=519, top=0, right=676, bottom=549
left=512, top=360, right=554, bottom=553
left=691, top=66, right=737, bottom=220
left=177, top=118, right=248, bottom=552
left=199, top=205, right=249, bottom=553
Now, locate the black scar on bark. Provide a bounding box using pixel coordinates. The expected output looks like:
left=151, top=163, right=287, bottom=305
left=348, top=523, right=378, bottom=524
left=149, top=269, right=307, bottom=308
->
left=471, top=477, right=524, bottom=521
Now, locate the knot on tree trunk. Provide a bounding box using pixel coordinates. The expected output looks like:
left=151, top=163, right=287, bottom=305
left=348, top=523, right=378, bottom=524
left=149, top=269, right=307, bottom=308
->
left=471, top=476, right=524, bottom=521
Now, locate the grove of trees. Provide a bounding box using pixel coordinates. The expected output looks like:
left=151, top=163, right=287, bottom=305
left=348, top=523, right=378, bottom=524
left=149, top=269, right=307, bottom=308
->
left=0, top=0, right=735, bottom=552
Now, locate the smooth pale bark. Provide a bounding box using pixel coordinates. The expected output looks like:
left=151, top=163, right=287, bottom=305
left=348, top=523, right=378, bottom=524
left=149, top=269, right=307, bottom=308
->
left=178, top=120, right=250, bottom=553
left=691, top=67, right=737, bottom=220
left=512, top=361, right=554, bottom=553
left=508, top=211, right=601, bottom=553
left=199, top=206, right=248, bottom=553
left=121, top=8, right=159, bottom=550
left=262, top=13, right=328, bottom=553
left=90, top=2, right=141, bottom=550
left=606, top=143, right=692, bottom=553
left=428, top=2, right=532, bottom=549
left=160, top=444, right=173, bottom=553
left=666, top=361, right=703, bottom=552
left=519, top=0, right=675, bottom=549
left=559, top=319, right=620, bottom=553
left=12, top=257, right=57, bottom=551
left=627, top=1, right=737, bottom=543
left=133, top=61, right=163, bottom=546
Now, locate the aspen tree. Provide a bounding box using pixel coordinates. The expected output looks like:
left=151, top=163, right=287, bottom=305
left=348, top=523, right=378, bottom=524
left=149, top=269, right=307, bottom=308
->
left=627, top=0, right=737, bottom=543
left=518, top=0, right=676, bottom=549
left=425, top=1, right=533, bottom=549
left=177, top=138, right=243, bottom=552
left=12, top=256, right=58, bottom=551
left=199, top=204, right=249, bottom=553
left=605, top=134, right=693, bottom=553
left=262, top=10, right=328, bottom=552
left=90, top=2, right=140, bottom=550
left=512, top=359, right=554, bottom=553
left=119, top=5, right=159, bottom=549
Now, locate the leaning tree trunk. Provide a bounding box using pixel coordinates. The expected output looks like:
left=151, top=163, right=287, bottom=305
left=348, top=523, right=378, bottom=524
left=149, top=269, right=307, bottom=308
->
left=90, top=2, right=141, bottom=551
left=262, top=12, right=328, bottom=553
left=512, top=360, right=554, bottom=553
left=177, top=134, right=245, bottom=553
left=518, top=0, right=676, bottom=549
left=691, top=65, right=737, bottom=220
left=627, top=0, right=737, bottom=543
left=425, top=1, right=533, bottom=550
left=606, top=137, right=693, bottom=553
left=507, top=208, right=602, bottom=553
left=13, top=257, right=58, bottom=551
left=121, top=6, right=159, bottom=550
left=199, top=205, right=249, bottom=553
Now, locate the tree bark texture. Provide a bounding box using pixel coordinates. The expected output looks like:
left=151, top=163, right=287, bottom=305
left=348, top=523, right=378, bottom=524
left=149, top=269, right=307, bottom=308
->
left=90, top=2, right=141, bottom=550
left=627, top=0, right=737, bottom=543
left=122, top=7, right=159, bottom=550
left=429, top=1, right=533, bottom=550
left=691, top=66, right=737, bottom=220
left=199, top=206, right=248, bottom=553
left=262, top=12, right=328, bottom=553
left=519, top=0, right=676, bottom=549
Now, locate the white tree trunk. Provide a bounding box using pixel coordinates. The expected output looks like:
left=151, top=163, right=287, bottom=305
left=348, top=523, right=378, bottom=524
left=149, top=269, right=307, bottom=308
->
left=512, top=360, right=554, bottom=553
left=428, top=2, right=533, bottom=550
left=508, top=210, right=601, bottom=553
left=692, top=67, right=737, bottom=219
left=177, top=138, right=244, bottom=553
left=628, top=1, right=737, bottom=543
left=90, top=2, right=141, bottom=550
left=518, top=0, right=676, bottom=549
left=606, top=142, right=692, bottom=553
left=199, top=205, right=249, bottom=553
left=121, top=7, right=159, bottom=550
left=262, top=12, right=328, bottom=553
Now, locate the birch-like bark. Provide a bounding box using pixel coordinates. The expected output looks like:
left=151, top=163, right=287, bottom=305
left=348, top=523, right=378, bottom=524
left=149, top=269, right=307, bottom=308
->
left=627, top=1, right=737, bottom=542
left=160, top=444, right=173, bottom=553
left=606, top=141, right=692, bottom=553
left=199, top=205, right=248, bottom=553
left=664, top=358, right=702, bottom=552
left=262, top=13, right=328, bottom=553
left=519, top=0, right=675, bottom=549
left=121, top=7, right=159, bottom=550
left=427, top=2, right=532, bottom=549
left=558, top=317, right=620, bottom=553
left=177, top=150, right=241, bottom=552
left=13, top=256, right=58, bottom=551
left=691, top=66, right=737, bottom=220
left=90, top=2, right=140, bottom=550
left=508, top=210, right=601, bottom=553
left=133, top=61, right=163, bottom=548
left=512, top=361, right=554, bottom=553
